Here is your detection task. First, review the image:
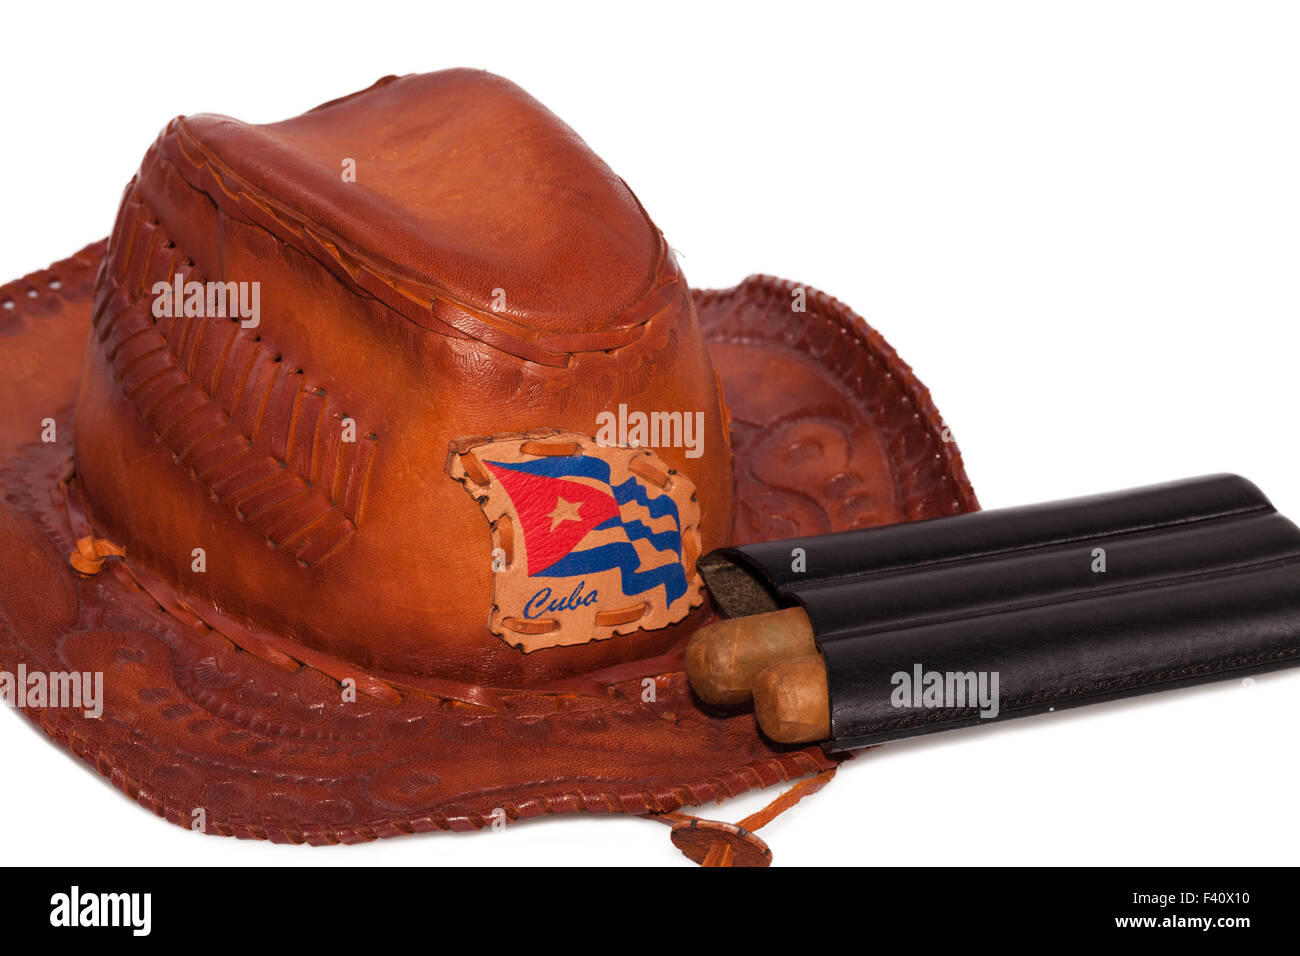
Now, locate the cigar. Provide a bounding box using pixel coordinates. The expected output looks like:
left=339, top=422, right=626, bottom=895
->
left=686, top=606, right=815, bottom=706
left=752, top=653, right=830, bottom=743
left=690, top=474, right=1300, bottom=749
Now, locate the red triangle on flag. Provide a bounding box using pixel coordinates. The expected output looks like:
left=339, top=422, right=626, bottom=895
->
left=485, top=462, right=621, bottom=575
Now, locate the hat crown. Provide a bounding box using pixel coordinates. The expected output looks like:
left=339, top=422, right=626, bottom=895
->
left=176, top=70, right=671, bottom=350
left=73, top=71, right=733, bottom=685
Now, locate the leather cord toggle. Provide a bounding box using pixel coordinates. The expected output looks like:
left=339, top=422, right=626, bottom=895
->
left=69, top=536, right=126, bottom=576
left=652, top=766, right=838, bottom=867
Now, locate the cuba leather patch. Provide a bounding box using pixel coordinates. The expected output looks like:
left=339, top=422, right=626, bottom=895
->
left=447, top=431, right=704, bottom=652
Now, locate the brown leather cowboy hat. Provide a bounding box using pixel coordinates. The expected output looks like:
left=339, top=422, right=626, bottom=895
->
left=0, top=69, right=976, bottom=864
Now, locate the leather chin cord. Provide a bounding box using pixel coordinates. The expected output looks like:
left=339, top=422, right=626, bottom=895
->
left=650, top=766, right=838, bottom=867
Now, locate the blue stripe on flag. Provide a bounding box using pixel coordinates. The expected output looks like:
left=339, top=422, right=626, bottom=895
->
left=540, top=541, right=689, bottom=605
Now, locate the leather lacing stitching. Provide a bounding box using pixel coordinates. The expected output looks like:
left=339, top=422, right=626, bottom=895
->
left=98, top=187, right=377, bottom=568
left=0, top=241, right=103, bottom=329
left=163, top=121, right=673, bottom=368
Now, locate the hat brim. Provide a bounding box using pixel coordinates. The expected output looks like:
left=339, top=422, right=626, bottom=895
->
left=0, top=243, right=976, bottom=847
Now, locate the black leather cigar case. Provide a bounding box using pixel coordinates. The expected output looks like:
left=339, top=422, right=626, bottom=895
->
left=701, top=474, right=1300, bottom=750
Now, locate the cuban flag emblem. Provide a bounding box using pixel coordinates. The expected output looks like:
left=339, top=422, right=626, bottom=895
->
left=448, top=432, right=704, bottom=651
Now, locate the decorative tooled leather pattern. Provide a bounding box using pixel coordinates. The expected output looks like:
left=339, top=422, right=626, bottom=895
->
left=96, top=187, right=377, bottom=566
left=696, top=275, right=978, bottom=543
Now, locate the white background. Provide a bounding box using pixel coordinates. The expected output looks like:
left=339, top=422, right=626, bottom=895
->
left=1, top=0, right=1297, bottom=867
